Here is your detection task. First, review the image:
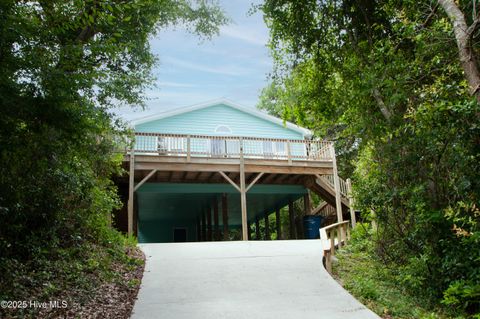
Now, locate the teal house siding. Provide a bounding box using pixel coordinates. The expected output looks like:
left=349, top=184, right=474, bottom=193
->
left=133, top=102, right=310, bottom=157
left=135, top=103, right=305, bottom=139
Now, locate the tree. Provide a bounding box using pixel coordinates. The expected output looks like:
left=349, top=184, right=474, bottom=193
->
left=0, top=0, right=226, bottom=306
left=439, top=0, right=480, bottom=104
left=259, top=0, right=480, bottom=315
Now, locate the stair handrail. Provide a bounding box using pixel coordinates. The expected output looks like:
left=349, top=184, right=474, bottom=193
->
left=319, top=220, right=351, bottom=273
left=318, top=174, right=349, bottom=197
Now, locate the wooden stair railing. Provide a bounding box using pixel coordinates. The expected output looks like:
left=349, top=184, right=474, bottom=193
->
left=317, top=174, right=349, bottom=199
left=320, top=220, right=351, bottom=273
left=310, top=175, right=357, bottom=227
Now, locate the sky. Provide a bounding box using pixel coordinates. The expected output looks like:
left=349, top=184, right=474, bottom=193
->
left=117, top=0, right=272, bottom=121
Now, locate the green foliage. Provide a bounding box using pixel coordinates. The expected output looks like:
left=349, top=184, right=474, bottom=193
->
left=259, top=0, right=480, bottom=316
left=334, top=225, right=457, bottom=319
left=0, top=0, right=226, bottom=313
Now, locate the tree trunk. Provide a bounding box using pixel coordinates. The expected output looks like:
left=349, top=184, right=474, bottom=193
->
left=439, top=0, right=480, bottom=102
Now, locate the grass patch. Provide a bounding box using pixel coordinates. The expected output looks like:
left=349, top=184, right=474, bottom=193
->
left=332, top=225, right=465, bottom=319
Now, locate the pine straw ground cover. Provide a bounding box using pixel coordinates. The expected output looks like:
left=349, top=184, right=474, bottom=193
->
left=0, top=242, right=145, bottom=319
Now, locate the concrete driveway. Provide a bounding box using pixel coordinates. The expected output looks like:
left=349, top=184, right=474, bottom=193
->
left=131, top=240, right=380, bottom=319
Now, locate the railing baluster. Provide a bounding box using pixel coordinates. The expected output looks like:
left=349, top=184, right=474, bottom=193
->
left=131, top=132, right=333, bottom=162
left=287, top=140, right=292, bottom=164
left=321, top=220, right=351, bottom=274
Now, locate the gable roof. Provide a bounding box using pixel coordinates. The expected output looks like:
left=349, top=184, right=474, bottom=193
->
left=131, top=99, right=312, bottom=137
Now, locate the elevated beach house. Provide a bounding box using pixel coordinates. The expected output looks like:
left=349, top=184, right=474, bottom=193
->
left=114, top=100, right=354, bottom=243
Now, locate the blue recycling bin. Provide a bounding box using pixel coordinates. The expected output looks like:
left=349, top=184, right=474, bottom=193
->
left=303, top=216, right=323, bottom=239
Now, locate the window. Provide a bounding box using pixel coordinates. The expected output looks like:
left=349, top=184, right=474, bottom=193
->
left=212, top=125, right=233, bottom=156
left=215, top=125, right=232, bottom=134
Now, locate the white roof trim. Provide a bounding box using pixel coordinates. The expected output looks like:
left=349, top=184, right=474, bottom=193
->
left=131, top=98, right=312, bottom=137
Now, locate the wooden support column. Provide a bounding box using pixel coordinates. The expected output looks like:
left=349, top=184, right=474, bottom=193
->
left=288, top=200, right=295, bottom=239
left=304, top=193, right=312, bottom=215
left=186, top=135, right=191, bottom=162
left=331, top=144, right=345, bottom=240
left=222, top=193, right=229, bottom=241
left=296, top=215, right=304, bottom=240
left=127, top=152, right=135, bottom=236
left=264, top=213, right=270, bottom=240
left=213, top=197, right=220, bottom=241
left=255, top=217, right=261, bottom=240
left=207, top=206, right=212, bottom=241
left=239, top=138, right=248, bottom=241
left=275, top=208, right=282, bottom=240
left=219, top=167, right=263, bottom=242
left=331, top=144, right=344, bottom=224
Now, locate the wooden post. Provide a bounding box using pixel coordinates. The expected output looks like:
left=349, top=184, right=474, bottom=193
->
left=338, top=225, right=344, bottom=248
left=213, top=197, right=220, bottom=241
left=275, top=208, right=282, bottom=240
left=288, top=200, right=295, bottom=239
left=187, top=134, right=191, bottom=162
left=331, top=144, right=345, bottom=241
left=346, top=178, right=356, bottom=228
left=128, top=151, right=135, bottom=236
left=330, top=229, right=336, bottom=256
left=296, top=215, right=304, bottom=240
left=325, top=250, right=332, bottom=273
left=264, top=213, right=270, bottom=240
left=287, top=140, right=292, bottom=165
left=255, top=217, right=261, bottom=240
left=239, top=137, right=248, bottom=241
left=207, top=206, right=212, bottom=241
left=304, top=192, right=312, bottom=215
left=222, top=193, right=229, bottom=241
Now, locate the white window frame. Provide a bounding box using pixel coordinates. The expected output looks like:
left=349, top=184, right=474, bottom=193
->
left=214, top=125, right=232, bottom=134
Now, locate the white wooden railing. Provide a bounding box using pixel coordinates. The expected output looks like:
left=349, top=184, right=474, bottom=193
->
left=318, top=174, right=349, bottom=197
left=131, top=132, right=334, bottom=162
left=320, top=220, right=351, bottom=273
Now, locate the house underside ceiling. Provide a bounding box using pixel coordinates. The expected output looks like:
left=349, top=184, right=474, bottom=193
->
left=137, top=183, right=307, bottom=226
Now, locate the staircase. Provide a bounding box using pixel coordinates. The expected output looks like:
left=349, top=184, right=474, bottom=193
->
left=306, top=174, right=351, bottom=216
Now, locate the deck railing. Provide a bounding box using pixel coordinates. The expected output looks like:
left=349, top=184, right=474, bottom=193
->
left=318, top=174, right=349, bottom=197
left=131, top=132, right=334, bottom=162
left=320, top=220, right=351, bottom=273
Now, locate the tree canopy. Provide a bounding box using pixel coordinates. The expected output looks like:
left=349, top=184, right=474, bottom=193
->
left=0, top=0, right=226, bottom=310
left=259, top=0, right=480, bottom=315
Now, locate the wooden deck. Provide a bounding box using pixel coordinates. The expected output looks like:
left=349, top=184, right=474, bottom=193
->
left=122, top=133, right=356, bottom=238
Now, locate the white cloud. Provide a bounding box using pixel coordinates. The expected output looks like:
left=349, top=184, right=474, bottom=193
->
left=156, top=81, right=198, bottom=88
left=220, top=25, right=269, bottom=46
left=162, top=56, right=251, bottom=76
